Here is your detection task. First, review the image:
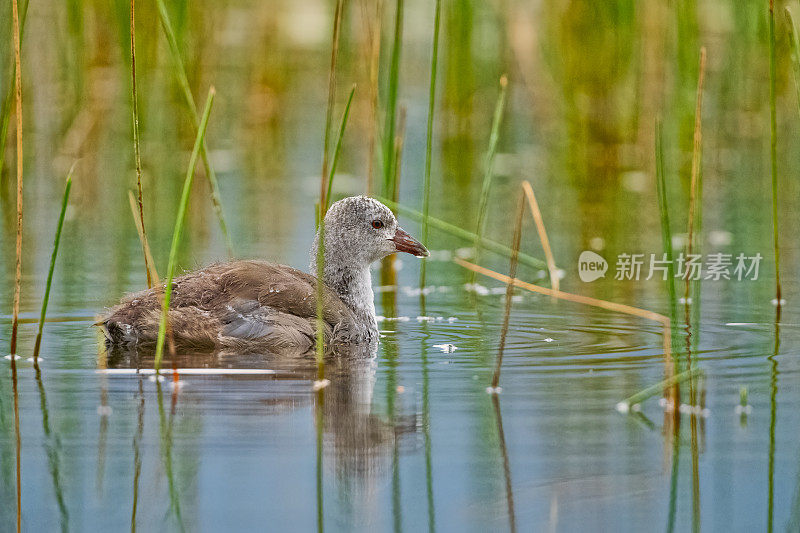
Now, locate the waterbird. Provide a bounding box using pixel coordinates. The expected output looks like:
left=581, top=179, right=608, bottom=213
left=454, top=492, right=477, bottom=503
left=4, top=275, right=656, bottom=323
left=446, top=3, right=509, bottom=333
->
left=99, top=196, right=428, bottom=354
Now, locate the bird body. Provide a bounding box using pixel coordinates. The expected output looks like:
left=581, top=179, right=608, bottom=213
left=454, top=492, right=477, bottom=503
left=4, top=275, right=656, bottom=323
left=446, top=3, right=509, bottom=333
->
left=100, top=196, right=428, bottom=355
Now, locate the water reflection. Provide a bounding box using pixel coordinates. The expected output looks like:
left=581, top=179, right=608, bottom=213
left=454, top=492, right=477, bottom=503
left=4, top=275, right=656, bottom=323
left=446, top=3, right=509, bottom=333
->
left=33, top=366, right=68, bottom=533
left=103, top=341, right=418, bottom=529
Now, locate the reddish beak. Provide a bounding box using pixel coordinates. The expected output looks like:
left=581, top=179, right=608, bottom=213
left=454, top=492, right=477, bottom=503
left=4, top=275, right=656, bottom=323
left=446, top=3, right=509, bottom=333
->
left=391, top=227, right=429, bottom=257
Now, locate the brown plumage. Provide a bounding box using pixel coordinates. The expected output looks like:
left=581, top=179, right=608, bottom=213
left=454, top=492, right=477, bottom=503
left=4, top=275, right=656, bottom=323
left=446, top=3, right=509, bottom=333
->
left=101, top=261, right=363, bottom=354
left=99, top=196, right=429, bottom=356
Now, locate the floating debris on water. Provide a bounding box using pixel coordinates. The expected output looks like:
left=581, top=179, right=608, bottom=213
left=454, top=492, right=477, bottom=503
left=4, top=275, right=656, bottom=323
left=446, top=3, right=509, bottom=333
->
left=401, top=285, right=452, bottom=296
left=615, top=402, right=630, bottom=413
left=433, top=343, right=457, bottom=353
left=396, top=385, right=405, bottom=394
left=417, top=316, right=436, bottom=322
left=543, top=338, right=554, bottom=343
left=464, top=283, right=490, bottom=296
left=455, top=247, right=476, bottom=259
left=678, top=404, right=710, bottom=417
left=312, top=379, right=330, bottom=391
left=376, top=315, right=411, bottom=323
left=736, top=386, right=751, bottom=415
left=426, top=249, right=453, bottom=261
left=4, top=354, right=22, bottom=361
left=404, top=286, right=435, bottom=296
left=373, top=285, right=398, bottom=293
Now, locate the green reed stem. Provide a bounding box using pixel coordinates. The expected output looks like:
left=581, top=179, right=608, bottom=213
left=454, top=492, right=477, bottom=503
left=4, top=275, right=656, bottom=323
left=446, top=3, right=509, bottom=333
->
left=315, top=217, right=326, bottom=372
left=769, top=1, right=782, bottom=305
left=0, top=0, right=28, bottom=182
left=320, top=0, right=345, bottom=215
left=655, top=120, right=677, bottom=312
left=655, top=119, right=682, bottom=375
left=130, top=0, right=152, bottom=289
left=420, top=0, right=441, bottom=290
left=32, top=166, right=74, bottom=361
left=785, top=8, right=800, bottom=110
left=9, top=0, right=25, bottom=362
left=472, top=75, right=508, bottom=271
left=382, top=0, right=404, bottom=197
left=618, top=367, right=703, bottom=409
left=154, top=0, right=233, bottom=257
left=154, top=87, right=215, bottom=370
left=324, top=85, right=356, bottom=212
left=378, top=197, right=546, bottom=270
left=491, top=189, right=524, bottom=390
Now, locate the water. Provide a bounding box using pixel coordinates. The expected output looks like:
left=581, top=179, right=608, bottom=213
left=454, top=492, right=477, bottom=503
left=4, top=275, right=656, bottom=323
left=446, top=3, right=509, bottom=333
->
left=2, top=0, right=800, bottom=531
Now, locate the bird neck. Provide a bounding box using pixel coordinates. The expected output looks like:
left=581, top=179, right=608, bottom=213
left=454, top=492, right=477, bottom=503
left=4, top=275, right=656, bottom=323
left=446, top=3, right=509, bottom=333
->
left=323, top=264, right=377, bottom=329
left=310, top=240, right=377, bottom=332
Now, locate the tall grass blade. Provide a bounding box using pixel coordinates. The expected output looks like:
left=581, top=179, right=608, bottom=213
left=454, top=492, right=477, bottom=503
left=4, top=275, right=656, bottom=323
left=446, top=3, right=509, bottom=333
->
left=362, top=0, right=383, bottom=194
left=154, top=87, right=216, bottom=370
left=769, top=2, right=782, bottom=307
left=9, top=0, right=24, bottom=361
left=420, top=0, right=442, bottom=290
left=130, top=0, right=153, bottom=288
left=785, top=8, right=800, bottom=110
left=0, top=0, right=28, bottom=182
left=378, top=197, right=546, bottom=269
left=127, top=191, right=160, bottom=285
left=655, top=119, right=677, bottom=317
left=154, top=0, right=233, bottom=257
left=315, top=217, right=327, bottom=375
left=684, top=47, right=706, bottom=364
left=521, top=180, right=559, bottom=291
left=320, top=0, right=346, bottom=215
left=490, top=189, right=524, bottom=391
left=324, top=85, right=356, bottom=211
left=9, top=2, right=23, bottom=528
left=472, top=74, right=508, bottom=272
left=382, top=0, right=404, bottom=197
left=32, top=166, right=75, bottom=360
left=655, top=118, right=681, bottom=385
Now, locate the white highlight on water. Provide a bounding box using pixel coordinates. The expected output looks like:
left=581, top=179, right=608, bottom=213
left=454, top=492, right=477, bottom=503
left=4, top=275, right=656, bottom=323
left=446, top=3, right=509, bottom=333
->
left=433, top=343, right=458, bottom=353
left=98, top=368, right=277, bottom=376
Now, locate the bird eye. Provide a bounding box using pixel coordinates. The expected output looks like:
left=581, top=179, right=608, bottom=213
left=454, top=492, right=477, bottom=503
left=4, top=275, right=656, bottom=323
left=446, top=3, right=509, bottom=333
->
left=371, top=220, right=384, bottom=229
